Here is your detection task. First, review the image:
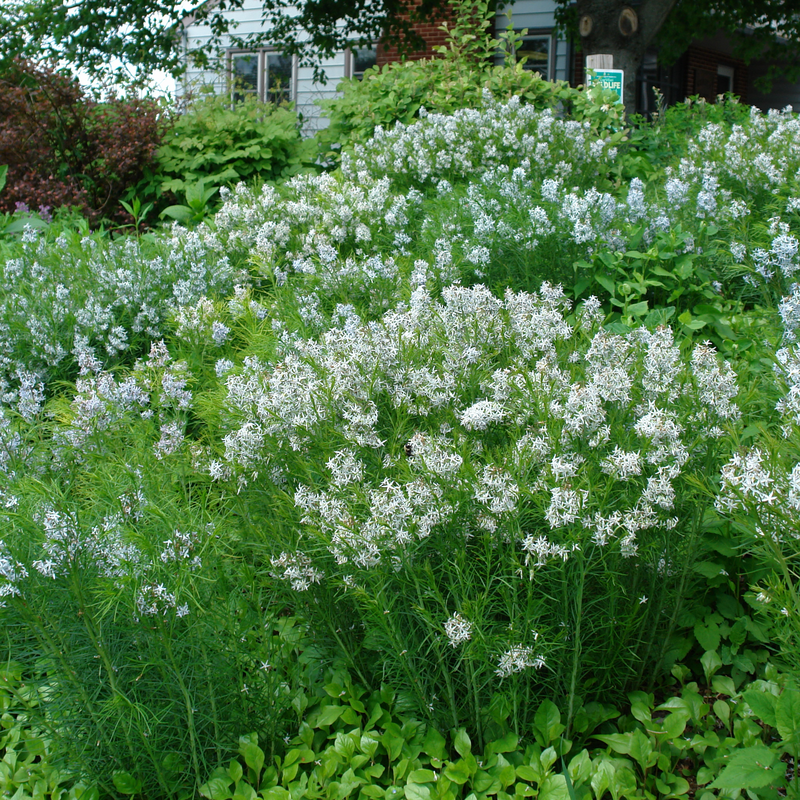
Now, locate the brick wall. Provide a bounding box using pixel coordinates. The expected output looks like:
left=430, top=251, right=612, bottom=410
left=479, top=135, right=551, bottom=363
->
left=684, top=45, right=747, bottom=103
left=570, top=44, right=747, bottom=103
left=376, top=2, right=455, bottom=65
left=573, top=47, right=584, bottom=87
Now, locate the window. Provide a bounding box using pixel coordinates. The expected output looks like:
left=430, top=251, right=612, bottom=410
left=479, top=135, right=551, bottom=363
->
left=230, top=50, right=295, bottom=105
left=231, top=53, right=259, bottom=101
left=500, top=32, right=553, bottom=80
left=517, top=34, right=551, bottom=77
left=347, top=44, right=378, bottom=80
left=717, top=64, right=735, bottom=95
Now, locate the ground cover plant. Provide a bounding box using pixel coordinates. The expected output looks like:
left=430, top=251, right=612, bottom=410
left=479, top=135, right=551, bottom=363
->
left=2, top=32, right=800, bottom=800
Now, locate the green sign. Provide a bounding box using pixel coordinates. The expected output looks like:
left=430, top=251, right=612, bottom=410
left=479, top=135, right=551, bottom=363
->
left=587, top=69, right=624, bottom=102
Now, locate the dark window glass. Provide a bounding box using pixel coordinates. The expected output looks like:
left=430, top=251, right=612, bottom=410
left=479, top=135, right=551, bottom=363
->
left=352, top=46, right=377, bottom=80
left=232, top=53, right=259, bottom=102
left=266, top=53, right=292, bottom=104
left=518, top=36, right=550, bottom=77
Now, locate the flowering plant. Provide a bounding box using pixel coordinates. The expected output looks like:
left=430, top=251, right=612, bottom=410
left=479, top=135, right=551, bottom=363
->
left=216, top=281, right=741, bottom=742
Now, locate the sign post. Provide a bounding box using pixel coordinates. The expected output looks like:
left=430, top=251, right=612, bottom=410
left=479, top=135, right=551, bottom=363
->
left=585, top=55, right=624, bottom=104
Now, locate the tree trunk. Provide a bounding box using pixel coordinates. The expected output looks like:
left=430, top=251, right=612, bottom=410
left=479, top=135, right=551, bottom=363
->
left=575, top=0, right=680, bottom=114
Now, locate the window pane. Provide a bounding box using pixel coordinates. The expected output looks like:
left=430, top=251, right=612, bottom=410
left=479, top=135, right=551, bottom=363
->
left=266, top=53, right=292, bottom=104
left=352, top=46, right=377, bottom=80
left=232, top=53, right=258, bottom=101
left=518, top=36, right=550, bottom=77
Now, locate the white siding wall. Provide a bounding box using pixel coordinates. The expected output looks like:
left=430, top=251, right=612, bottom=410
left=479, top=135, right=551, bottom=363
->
left=496, top=0, right=570, bottom=83
left=180, top=0, right=347, bottom=132
left=180, top=0, right=570, bottom=134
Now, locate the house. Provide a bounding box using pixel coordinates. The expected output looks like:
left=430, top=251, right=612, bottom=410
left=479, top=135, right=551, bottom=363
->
left=178, top=0, right=797, bottom=132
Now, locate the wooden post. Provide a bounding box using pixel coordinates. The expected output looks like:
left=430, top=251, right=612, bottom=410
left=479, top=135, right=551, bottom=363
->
left=586, top=54, right=614, bottom=70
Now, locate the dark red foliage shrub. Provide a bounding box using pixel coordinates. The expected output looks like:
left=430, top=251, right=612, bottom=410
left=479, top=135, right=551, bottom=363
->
left=0, top=59, right=171, bottom=226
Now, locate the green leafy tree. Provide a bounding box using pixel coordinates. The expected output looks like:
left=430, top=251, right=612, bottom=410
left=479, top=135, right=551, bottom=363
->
left=1, top=0, right=798, bottom=108
left=557, top=0, right=800, bottom=111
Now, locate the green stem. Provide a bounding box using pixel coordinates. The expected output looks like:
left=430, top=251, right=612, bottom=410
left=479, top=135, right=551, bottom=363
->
left=648, top=502, right=704, bottom=686
left=466, top=656, right=483, bottom=752
left=200, top=640, right=222, bottom=765
left=565, top=553, right=585, bottom=742
left=72, top=580, right=144, bottom=775
left=411, top=570, right=459, bottom=730
left=160, top=620, right=202, bottom=790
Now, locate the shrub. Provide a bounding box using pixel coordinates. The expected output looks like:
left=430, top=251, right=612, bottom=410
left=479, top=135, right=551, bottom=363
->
left=154, top=92, right=317, bottom=202
left=0, top=59, right=168, bottom=227
left=315, top=0, right=625, bottom=160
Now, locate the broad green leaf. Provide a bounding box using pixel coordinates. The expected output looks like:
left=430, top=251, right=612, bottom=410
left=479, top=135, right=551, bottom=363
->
left=261, top=787, right=290, bottom=800
left=534, top=701, right=563, bottom=747
left=593, top=734, right=632, bottom=755
left=627, top=729, right=654, bottom=770
left=538, top=774, right=569, bottom=800
left=709, top=745, right=781, bottom=790
left=693, top=621, right=720, bottom=652
left=627, top=300, right=649, bottom=316
left=594, top=273, right=616, bottom=295
left=776, top=686, right=800, bottom=743
left=244, top=743, right=265, bottom=776
left=661, top=710, right=690, bottom=739
left=229, top=760, right=243, bottom=783
left=200, top=777, right=233, bottom=800
left=233, top=782, right=258, bottom=800
left=5, top=215, right=49, bottom=233
left=473, top=770, right=500, bottom=794
left=744, top=689, right=777, bottom=727
left=160, top=204, right=193, bottom=222
left=700, top=650, right=722, bottom=683
left=315, top=704, right=346, bottom=727
left=711, top=675, right=736, bottom=697
left=112, top=772, right=143, bottom=796
left=361, top=733, right=380, bottom=759
left=628, top=691, right=652, bottom=724
left=488, top=731, right=518, bottom=755
left=380, top=730, right=403, bottom=761
left=334, top=731, right=356, bottom=760
left=693, top=562, right=726, bottom=580
left=515, top=765, right=540, bottom=784
left=404, top=782, right=432, bottom=800
left=444, top=761, right=471, bottom=784
left=567, top=749, right=591, bottom=785
left=408, top=770, right=436, bottom=784
left=422, top=727, right=446, bottom=761
left=610, top=765, right=639, bottom=800
left=713, top=699, right=730, bottom=729
left=454, top=729, right=471, bottom=758
left=337, top=768, right=364, bottom=799
left=590, top=761, right=613, bottom=800
left=540, top=747, right=557, bottom=773
left=732, top=653, right=756, bottom=674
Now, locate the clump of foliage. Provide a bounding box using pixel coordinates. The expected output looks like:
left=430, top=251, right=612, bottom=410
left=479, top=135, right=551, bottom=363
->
left=0, top=59, right=168, bottom=227
left=315, top=0, right=624, bottom=160
left=3, top=29, right=800, bottom=799
left=154, top=91, right=317, bottom=203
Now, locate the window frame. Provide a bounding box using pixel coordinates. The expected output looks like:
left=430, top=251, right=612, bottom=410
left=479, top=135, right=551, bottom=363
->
left=228, top=48, right=297, bottom=104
